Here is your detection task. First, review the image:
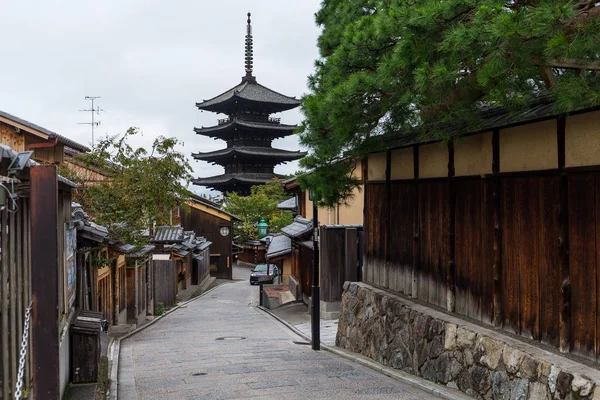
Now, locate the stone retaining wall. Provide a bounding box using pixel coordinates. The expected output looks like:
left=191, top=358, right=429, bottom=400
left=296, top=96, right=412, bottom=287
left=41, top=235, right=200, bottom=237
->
left=337, top=282, right=600, bottom=399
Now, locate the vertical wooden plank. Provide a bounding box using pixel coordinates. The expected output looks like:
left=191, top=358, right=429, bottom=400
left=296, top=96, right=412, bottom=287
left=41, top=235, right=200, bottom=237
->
left=15, top=202, right=23, bottom=397
left=502, top=178, right=521, bottom=335
left=447, top=141, right=456, bottom=312
left=1, top=208, right=9, bottom=400
left=454, top=181, right=470, bottom=317
left=23, top=199, right=32, bottom=386
left=557, top=116, right=571, bottom=353
left=362, top=157, right=370, bottom=286
left=345, top=228, right=358, bottom=283
left=418, top=183, right=429, bottom=302
left=9, top=208, right=17, bottom=387
left=492, top=129, right=503, bottom=327
left=481, top=180, right=495, bottom=325
left=596, top=175, right=600, bottom=361
left=412, top=146, right=419, bottom=298
left=568, top=174, right=596, bottom=359
left=519, top=178, right=540, bottom=340
left=384, top=150, right=391, bottom=289
left=538, top=177, right=561, bottom=348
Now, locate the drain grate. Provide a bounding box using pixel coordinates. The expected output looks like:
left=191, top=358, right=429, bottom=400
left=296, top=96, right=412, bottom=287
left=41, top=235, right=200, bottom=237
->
left=293, top=341, right=311, bottom=345
left=216, top=336, right=246, bottom=341
left=191, top=372, right=207, bottom=376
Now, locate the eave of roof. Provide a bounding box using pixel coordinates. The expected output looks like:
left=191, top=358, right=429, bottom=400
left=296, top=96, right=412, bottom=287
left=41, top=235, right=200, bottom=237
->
left=369, top=97, right=600, bottom=153
left=0, top=109, right=90, bottom=152
left=192, top=147, right=306, bottom=162
left=196, top=80, right=300, bottom=113
left=281, top=216, right=312, bottom=238
left=192, top=172, right=283, bottom=187
left=188, top=194, right=241, bottom=221
left=277, top=197, right=297, bottom=210
left=194, top=119, right=297, bottom=137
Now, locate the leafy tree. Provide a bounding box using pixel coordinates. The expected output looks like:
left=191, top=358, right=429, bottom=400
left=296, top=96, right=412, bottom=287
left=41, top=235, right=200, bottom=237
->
left=223, top=179, right=294, bottom=241
left=300, top=0, right=600, bottom=205
left=75, top=128, right=192, bottom=245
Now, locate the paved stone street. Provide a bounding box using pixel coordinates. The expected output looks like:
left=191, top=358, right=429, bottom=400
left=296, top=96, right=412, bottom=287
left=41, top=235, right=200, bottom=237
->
left=117, top=265, right=446, bottom=399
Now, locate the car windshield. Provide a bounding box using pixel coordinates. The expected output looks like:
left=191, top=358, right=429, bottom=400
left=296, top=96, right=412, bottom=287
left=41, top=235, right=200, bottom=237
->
left=254, top=265, right=268, bottom=272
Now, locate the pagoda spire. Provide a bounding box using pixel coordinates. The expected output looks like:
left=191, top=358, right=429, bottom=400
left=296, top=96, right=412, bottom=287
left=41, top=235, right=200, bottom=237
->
left=244, top=12, right=255, bottom=82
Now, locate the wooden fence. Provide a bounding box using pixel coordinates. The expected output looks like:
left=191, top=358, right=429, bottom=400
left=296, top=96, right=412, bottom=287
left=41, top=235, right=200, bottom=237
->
left=0, top=198, right=32, bottom=400
left=364, top=170, right=600, bottom=363
left=153, top=260, right=177, bottom=310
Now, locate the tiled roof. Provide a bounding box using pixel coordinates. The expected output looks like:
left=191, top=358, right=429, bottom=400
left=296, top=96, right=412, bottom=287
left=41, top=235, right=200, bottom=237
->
left=127, top=245, right=156, bottom=258
left=192, top=172, right=283, bottom=186
left=196, top=80, right=300, bottom=114
left=0, top=109, right=90, bottom=152
left=192, top=146, right=306, bottom=162
left=266, top=233, right=291, bottom=259
left=152, top=226, right=185, bottom=243
left=281, top=216, right=313, bottom=238
left=277, top=197, right=297, bottom=210
left=194, top=119, right=297, bottom=138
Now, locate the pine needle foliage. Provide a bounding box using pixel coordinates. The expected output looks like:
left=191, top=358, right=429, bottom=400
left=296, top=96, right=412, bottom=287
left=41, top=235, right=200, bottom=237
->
left=300, top=0, right=600, bottom=205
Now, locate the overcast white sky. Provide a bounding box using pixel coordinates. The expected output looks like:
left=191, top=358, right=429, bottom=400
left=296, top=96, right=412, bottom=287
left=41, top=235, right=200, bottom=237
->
left=0, top=1, right=322, bottom=195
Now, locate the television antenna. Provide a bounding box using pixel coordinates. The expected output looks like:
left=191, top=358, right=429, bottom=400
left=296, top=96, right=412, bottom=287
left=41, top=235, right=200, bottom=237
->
left=78, top=96, right=105, bottom=147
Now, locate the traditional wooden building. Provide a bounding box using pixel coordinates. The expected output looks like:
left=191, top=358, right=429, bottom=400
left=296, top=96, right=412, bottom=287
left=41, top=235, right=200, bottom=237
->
left=361, top=98, right=600, bottom=363
left=192, top=13, right=305, bottom=195
left=176, top=195, right=238, bottom=279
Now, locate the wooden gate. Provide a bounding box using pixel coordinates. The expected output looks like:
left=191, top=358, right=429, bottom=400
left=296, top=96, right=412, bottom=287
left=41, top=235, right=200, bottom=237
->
left=0, top=198, right=32, bottom=400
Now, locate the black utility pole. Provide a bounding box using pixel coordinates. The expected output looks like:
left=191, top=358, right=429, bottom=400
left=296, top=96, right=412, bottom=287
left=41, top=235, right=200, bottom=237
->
left=310, top=192, right=320, bottom=350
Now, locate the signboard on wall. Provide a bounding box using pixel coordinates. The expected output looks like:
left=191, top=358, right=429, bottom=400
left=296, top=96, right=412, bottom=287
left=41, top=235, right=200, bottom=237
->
left=65, top=224, right=77, bottom=308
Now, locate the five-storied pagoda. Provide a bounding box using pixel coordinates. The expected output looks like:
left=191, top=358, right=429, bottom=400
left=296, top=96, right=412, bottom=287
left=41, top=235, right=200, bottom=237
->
left=192, top=13, right=306, bottom=196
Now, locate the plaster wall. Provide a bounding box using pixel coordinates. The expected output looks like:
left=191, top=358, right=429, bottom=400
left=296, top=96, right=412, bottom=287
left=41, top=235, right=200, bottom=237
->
left=454, top=132, right=493, bottom=176
left=565, top=111, right=600, bottom=168
left=337, top=185, right=364, bottom=225
left=419, top=142, right=449, bottom=178
left=390, top=147, right=414, bottom=180
left=368, top=152, right=387, bottom=181
left=500, top=120, right=557, bottom=172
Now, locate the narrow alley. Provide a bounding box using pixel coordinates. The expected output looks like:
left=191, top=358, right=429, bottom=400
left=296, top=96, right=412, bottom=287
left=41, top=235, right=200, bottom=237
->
left=116, top=265, right=444, bottom=399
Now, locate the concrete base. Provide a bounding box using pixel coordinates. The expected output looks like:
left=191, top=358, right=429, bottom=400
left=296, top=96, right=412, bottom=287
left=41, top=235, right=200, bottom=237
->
left=320, top=300, right=340, bottom=320
left=307, top=298, right=340, bottom=320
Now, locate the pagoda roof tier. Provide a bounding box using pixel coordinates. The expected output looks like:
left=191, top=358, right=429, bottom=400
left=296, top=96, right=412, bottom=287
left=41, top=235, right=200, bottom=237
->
left=196, top=79, right=301, bottom=115
left=192, top=172, right=283, bottom=188
left=194, top=118, right=297, bottom=139
left=192, top=146, right=306, bottom=164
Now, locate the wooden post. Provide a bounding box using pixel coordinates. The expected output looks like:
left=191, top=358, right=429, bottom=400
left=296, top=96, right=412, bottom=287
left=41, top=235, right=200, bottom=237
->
left=492, top=129, right=503, bottom=327
left=447, top=141, right=456, bottom=312
left=9, top=206, right=17, bottom=388
left=557, top=115, right=570, bottom=353
left=31, top=165, right=61, bottom=399
left=412, top=145, right=420, bottom=298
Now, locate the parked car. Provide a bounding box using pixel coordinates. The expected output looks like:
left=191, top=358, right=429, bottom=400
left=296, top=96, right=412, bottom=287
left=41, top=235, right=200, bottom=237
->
left=249, top=264, right=279, bottom=285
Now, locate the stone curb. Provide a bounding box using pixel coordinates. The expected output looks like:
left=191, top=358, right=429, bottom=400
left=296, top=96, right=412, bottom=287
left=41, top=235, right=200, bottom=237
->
left=257, top=306, right=473, bottom=400
left=106, top=281, right=221, bottom=400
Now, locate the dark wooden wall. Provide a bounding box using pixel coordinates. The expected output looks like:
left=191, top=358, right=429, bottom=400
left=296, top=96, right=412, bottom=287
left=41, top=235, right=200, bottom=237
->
left=320, top=226, right=362, bottom=303
left=153, top=260, right=177, bottom=310
left=180, top=207, right=233, bottom=279
left=363, top=116, right=600, bottom=363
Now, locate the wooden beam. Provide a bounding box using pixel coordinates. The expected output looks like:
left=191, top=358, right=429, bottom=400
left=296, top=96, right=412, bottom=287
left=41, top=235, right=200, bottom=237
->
left=362, top=156, right=369, bottom=284
left=557, top=115, right=571, bottom=353
left=447, top=141, right=456, bottom=312
left=31, top=165, right=60, bottom=399
left=492, top=129, right=503, bottom=327
left=412, top=145, right=419, bottom=298
left=345, top=228, right=358, bottom=283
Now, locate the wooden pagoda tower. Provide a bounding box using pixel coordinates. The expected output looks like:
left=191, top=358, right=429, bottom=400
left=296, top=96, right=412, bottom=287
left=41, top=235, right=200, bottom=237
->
left=192, top=13, right=306, bottom=196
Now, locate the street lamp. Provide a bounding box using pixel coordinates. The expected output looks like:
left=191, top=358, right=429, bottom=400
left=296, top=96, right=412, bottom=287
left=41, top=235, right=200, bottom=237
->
left=308, top=188, right=320, bottom=351
left=257, top=217, right=269, bottom=238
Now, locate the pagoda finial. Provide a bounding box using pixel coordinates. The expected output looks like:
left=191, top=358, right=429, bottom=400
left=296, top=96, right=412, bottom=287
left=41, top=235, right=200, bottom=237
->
left=244, top=12, right=254, bottom=80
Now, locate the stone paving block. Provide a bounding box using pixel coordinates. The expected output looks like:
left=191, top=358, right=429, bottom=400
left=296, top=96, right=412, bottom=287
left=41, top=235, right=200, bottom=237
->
left=118, top=266, right=448, bottom=400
